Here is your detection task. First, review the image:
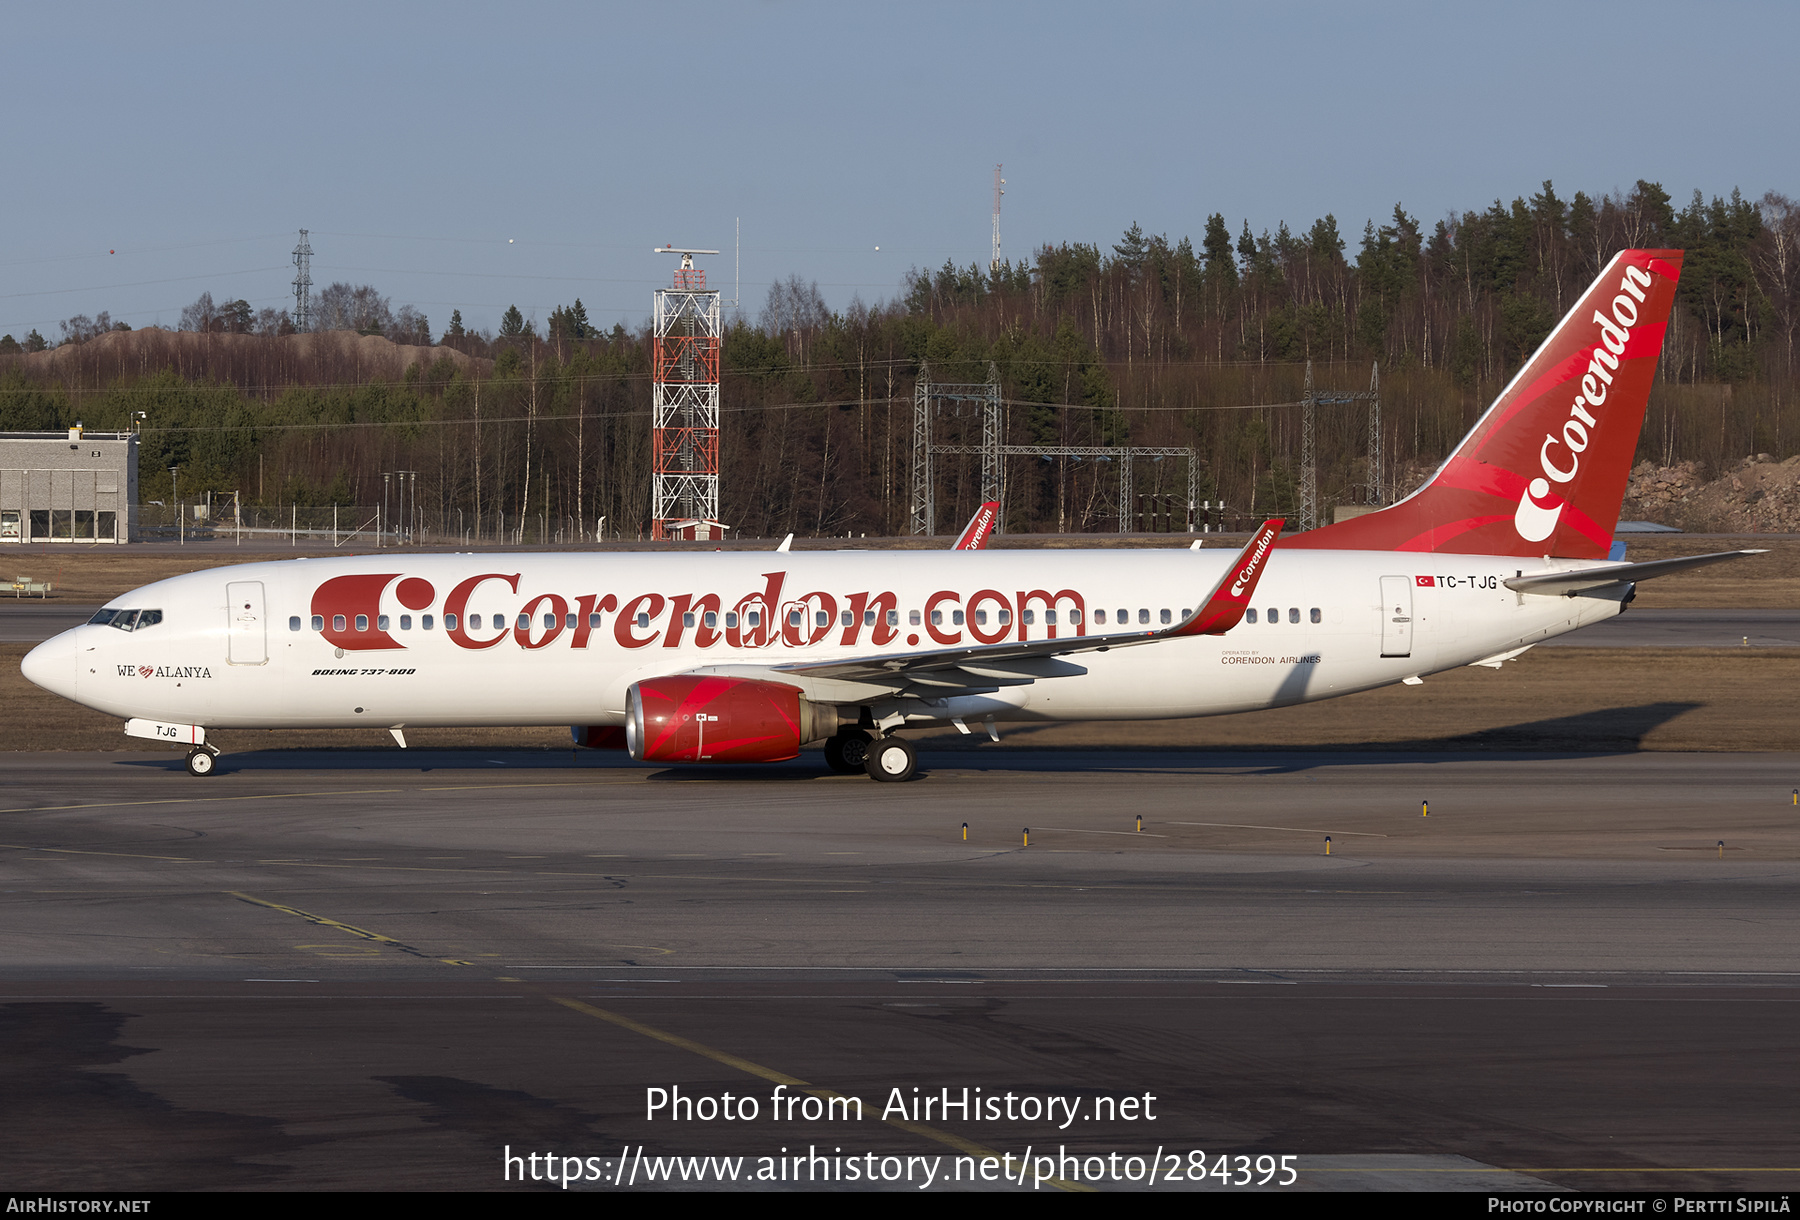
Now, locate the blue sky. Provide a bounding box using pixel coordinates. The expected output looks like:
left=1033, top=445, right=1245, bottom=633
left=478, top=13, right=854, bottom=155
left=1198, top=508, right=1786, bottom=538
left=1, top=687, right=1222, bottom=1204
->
left=3, top=1, right=1793, bottom=339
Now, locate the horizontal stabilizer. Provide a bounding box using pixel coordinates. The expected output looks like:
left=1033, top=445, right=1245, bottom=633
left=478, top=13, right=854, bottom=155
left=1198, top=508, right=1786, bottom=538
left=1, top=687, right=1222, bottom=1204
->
left=1504, top=549, right=1765, bottom=596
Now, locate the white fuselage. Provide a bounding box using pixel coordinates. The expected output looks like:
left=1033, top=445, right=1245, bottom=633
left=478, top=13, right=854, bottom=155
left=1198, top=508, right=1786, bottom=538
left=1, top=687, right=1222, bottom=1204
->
left=24, top=547, right=1628, bottom=735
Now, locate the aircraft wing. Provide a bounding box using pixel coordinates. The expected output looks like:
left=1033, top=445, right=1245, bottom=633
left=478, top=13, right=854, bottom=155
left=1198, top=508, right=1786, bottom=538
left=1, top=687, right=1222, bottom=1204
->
left=689, top=519, right=1285, bottom=703
left=951, top=502, right=1000, bottom=550
left=1503, top=549, right=1765, bottom=596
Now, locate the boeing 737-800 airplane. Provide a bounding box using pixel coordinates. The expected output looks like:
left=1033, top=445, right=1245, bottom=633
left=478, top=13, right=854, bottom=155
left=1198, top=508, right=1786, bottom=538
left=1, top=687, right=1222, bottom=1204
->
left=21, top=249, right=1758, bottom=780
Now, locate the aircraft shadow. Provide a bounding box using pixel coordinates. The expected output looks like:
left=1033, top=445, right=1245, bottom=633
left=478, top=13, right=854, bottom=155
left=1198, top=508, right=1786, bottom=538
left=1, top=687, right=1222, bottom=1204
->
left=107, top=701, right=1702, bottom=780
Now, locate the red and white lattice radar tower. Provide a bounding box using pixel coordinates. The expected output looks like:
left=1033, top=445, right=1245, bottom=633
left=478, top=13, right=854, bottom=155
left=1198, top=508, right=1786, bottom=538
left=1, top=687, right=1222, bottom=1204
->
left=650, top=245, right=726, bottom=541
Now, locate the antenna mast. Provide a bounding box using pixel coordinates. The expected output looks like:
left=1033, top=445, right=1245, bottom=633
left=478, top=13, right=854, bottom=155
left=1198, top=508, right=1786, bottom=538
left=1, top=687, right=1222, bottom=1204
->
left=990, top=165, right=1004, bottom=273
left=650, top=245, right=724, bottom=540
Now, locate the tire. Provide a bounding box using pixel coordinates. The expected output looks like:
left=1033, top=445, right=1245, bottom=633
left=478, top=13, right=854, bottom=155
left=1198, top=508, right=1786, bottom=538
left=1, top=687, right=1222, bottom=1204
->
left=865, top=736, right=917, bottom=782
left=186, top=749, right=216, bottom=777
left=823, top=730, right=873, bottom=774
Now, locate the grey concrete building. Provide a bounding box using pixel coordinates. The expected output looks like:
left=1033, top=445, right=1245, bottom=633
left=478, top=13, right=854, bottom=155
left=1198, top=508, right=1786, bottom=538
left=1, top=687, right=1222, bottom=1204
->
left=0, top=428, right=138, bottom=543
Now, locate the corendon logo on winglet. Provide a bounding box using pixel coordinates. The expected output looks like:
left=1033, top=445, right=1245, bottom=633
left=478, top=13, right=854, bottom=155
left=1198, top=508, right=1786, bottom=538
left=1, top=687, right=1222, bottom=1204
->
left=1514, top=262, right=1656, bottom=543
left=1230, top=525, right=1279, bottom=597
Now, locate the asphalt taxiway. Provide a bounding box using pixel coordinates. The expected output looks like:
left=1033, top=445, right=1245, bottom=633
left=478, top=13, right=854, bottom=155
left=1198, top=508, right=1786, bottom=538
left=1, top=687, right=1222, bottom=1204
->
left=2, top=748, right=1797, bottom=1191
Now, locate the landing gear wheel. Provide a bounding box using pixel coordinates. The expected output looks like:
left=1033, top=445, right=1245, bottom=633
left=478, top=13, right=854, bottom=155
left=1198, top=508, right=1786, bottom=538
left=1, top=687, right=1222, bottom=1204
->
left=823, top=730, right=874, bottom=774
left=865, top=736, right=917, bottom=782
left=185, top=748, right=217, bottom=777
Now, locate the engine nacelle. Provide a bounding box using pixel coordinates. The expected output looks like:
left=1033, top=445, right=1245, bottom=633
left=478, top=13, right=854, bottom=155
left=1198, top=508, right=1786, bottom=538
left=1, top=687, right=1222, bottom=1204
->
left=626, top=675, right=835, bottom=763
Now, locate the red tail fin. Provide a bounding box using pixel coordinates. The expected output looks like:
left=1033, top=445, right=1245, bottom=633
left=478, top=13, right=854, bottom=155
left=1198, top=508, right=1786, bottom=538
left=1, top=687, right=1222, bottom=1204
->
left=1287, top=249, right=1683, bottom=558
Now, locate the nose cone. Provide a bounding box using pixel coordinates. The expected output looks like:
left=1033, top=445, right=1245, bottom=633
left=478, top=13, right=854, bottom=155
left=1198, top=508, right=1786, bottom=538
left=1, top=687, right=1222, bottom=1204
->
left=21, top=629, right=80, bottom=702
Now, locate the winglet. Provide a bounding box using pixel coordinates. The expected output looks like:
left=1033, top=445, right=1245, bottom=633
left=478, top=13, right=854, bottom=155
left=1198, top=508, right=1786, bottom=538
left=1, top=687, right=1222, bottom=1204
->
left=952, top=502, right=1000, bottom=550
left=775, top=533, right=793, bottom=553
left=1169, top=518, right=1284, bottom=636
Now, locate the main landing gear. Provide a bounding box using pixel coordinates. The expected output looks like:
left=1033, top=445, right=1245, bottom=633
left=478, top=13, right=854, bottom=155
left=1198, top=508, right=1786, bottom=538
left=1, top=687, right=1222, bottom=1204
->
left=185, top=746, right=220, bottom=777
left=863, top=735, right=917, bottom=783
left=823, top=729, right=918, bottom=782
left=822, top=729, right=873, bottom=774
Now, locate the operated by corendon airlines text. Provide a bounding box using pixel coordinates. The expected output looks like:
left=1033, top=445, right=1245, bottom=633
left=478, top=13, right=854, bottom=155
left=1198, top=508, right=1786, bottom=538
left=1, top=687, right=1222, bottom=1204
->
left=504, top=1145, right=1299, bottom=1189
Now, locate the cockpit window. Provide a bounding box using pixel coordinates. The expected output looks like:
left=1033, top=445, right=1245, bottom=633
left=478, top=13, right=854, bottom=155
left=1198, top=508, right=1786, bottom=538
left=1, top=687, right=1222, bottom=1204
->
left=95, top=608, right=160, bottom=631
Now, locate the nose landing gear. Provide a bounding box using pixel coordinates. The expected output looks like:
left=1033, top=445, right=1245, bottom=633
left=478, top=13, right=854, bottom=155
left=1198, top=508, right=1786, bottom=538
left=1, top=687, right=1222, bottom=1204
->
left=185, top=746, right=221, bottom=777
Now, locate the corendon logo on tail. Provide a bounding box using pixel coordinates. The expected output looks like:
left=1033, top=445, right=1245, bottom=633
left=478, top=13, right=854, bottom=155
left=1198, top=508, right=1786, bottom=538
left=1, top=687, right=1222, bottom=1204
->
left=1513, top=262, right=1657, bottom=544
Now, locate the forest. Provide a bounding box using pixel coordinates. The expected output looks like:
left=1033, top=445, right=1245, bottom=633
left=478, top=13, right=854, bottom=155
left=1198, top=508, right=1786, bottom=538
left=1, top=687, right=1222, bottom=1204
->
left=2, top=178, right=1795, bottom=540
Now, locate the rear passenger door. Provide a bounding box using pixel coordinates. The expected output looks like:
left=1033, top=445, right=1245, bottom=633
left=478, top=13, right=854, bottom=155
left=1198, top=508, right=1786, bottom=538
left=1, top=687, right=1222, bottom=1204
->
left=1378, top=575, right=1413, bottom=658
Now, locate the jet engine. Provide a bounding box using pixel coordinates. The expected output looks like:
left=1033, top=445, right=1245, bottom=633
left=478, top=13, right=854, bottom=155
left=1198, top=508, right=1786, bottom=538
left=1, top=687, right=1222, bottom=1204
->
left=625, top=674, right=842, bottom=763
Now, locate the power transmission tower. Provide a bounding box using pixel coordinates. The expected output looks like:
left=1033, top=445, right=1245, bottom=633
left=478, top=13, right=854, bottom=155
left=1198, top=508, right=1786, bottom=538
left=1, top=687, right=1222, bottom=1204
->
left=650, top=246, right=723, bottom=540
left=291, top=230, right=313, bottom=331
left=911, top=362, right=1002, bottom=536
left=1301, top=360, right=1384, bottom=528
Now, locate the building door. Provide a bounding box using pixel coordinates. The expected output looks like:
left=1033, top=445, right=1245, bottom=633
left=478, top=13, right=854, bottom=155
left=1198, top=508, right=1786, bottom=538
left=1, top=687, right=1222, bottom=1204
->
left=1379, top=575, right=1413, bottom=658
left=226, top=581, right=267, bottom=665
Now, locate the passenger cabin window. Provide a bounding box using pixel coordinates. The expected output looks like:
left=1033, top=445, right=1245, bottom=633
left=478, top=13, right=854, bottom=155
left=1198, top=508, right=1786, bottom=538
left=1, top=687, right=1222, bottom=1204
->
left=815, top=610, right=829, bottom=628
left=1266, top=607, right=1277, bottom=623
left=311, top=615, right=324, bottom=631
left=1069, top=609, right=1081, bottom=624
left=1310, top=608, right=1321, bottom=624
left=841, top=611, right=853, bottom=627
left=377, top=615, right=390, bottom=631
left=999, top=609, right=1011, bottom=625
left=333, top=615, right=347, bottom=632
left=704, top=611, right=718, bottom=629
left=1023, top=610, right=1035, bottom=625
left=910, top=610, right=921, bottom=626
left=864, top=609, right=876, bottom=626
left=1246, top=608, right=1258, bottom=624
left=400, top=615, right=412, bottom=630
left=355, top=615, right=369, bottom=632
left=1138, top=609, right=1149, bottom=625
left=637, top=613, right=651, bottom=628
left=724, top=612, right=738, bottom=629
left=422, top=615, right=434, bottom=630
left=444, top=614, right=457, bottom=631
left=1047, top=610, right=1059, bottom=625
left=289, top=616, right=301, bottom=632
left=1288, top=608, right=1299, bottom=624
left=683, top=613, right=696, bottom=628
left=1159, top=609, right=1171, bottom=625
left=1095, top=609, right=1107, bottom=624
left=886, top=610, right=898, bottom=626
left=952, top=610, right=965, bottom=626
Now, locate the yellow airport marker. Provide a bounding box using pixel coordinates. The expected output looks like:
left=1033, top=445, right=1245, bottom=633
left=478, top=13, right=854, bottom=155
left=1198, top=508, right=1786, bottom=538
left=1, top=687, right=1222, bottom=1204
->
left=1324, top=836, right=1331, bottom=856
left=1792, top=789, right=1797, bottom=806
left=1422, top=799, right=1429, bottom=818
left=1023, top=828, right=1029, bottom=848
left=1719, top=840, right=1725, bottom=858
left=1136, top=815, right=1142, bottom=833
left=961, top=822, right=968, bottom=842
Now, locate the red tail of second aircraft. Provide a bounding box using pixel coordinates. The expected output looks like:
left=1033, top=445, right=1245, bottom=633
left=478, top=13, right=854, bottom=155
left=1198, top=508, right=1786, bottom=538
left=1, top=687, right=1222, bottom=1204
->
left=1286, top=248, right=1683, bottom=559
